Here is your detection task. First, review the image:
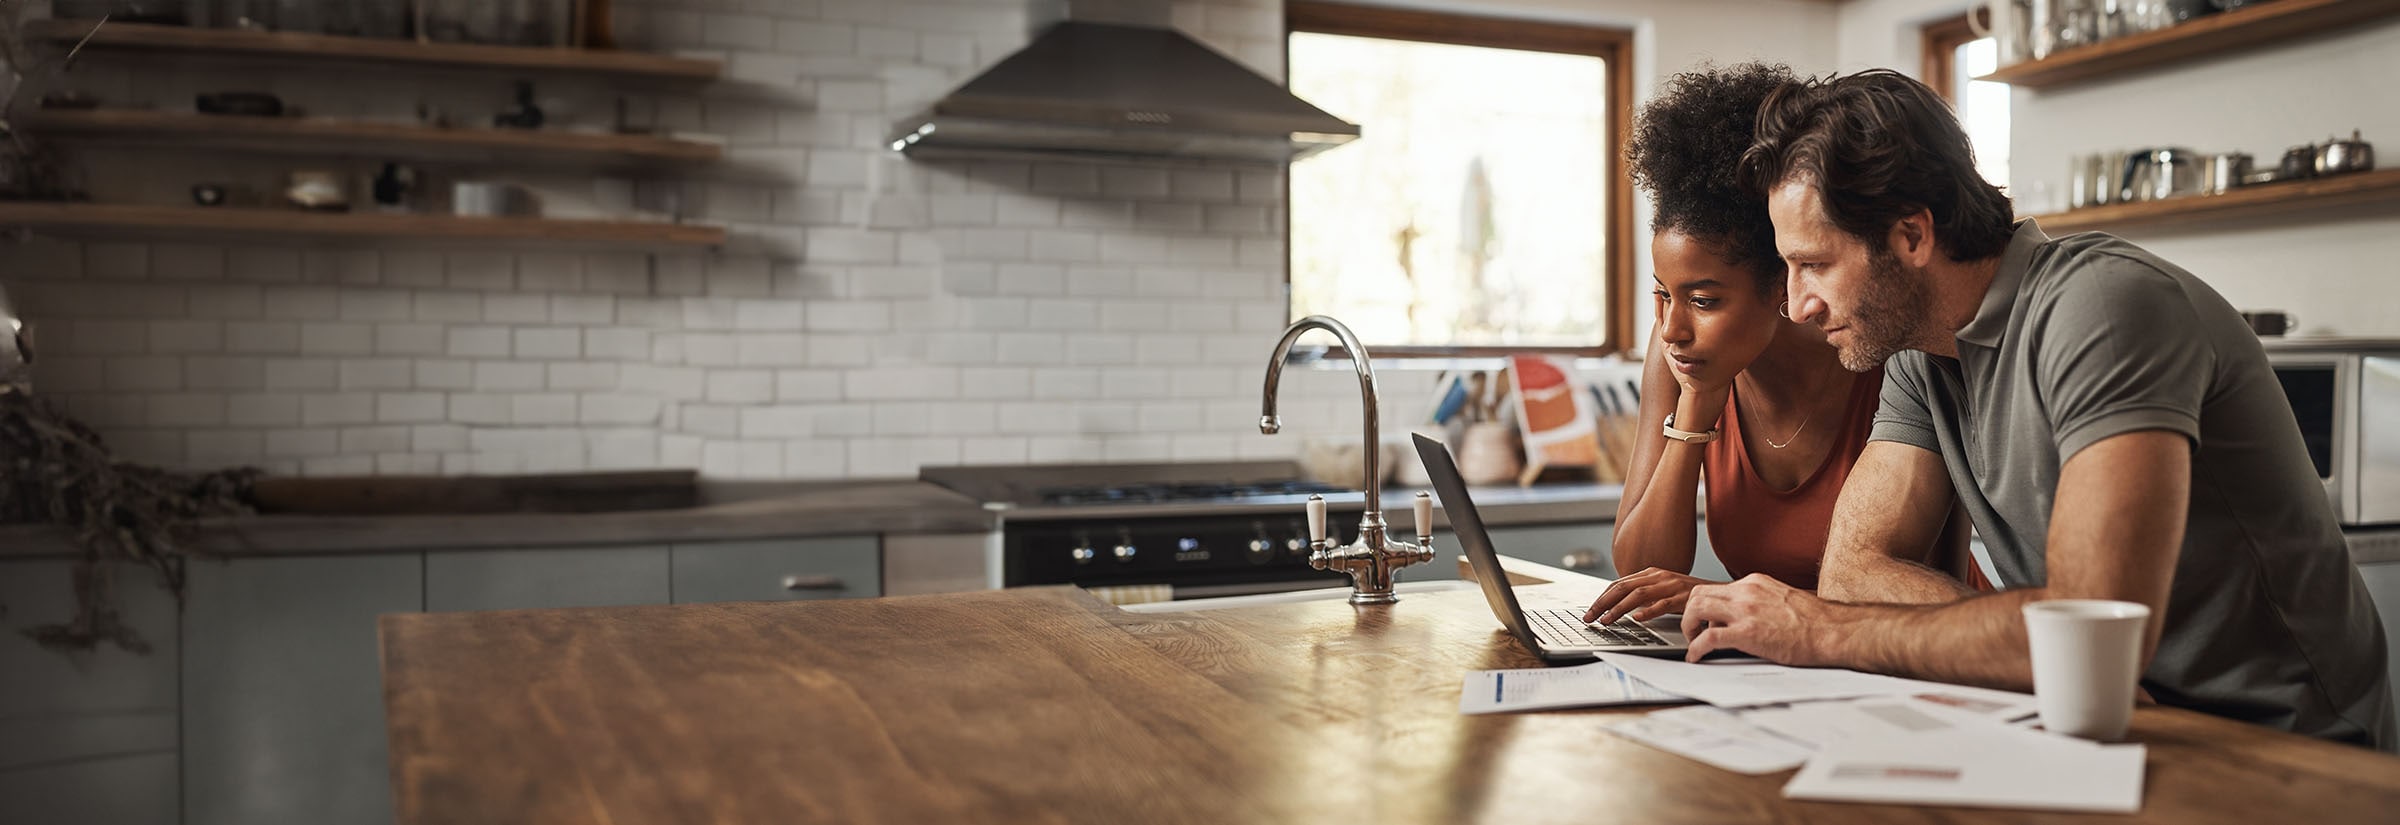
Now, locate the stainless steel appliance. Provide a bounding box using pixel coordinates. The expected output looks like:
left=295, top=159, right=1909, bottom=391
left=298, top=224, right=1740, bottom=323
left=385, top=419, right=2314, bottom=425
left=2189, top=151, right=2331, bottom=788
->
left=922, top=462, right=1376, bottom=602
left=2266, top=339, right=2400, bottom=527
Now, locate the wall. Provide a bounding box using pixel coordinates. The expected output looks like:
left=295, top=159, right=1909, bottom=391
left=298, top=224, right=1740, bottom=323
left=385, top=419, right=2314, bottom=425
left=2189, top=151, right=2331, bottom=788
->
left=0, top=0, right=1841, bottom=481
left=1838, top=0, right=2400, bottom=338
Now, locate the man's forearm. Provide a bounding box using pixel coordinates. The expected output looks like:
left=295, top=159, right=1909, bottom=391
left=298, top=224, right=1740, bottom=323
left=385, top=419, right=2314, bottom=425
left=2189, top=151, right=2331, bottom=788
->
left=1820, top=554, right=1973, bottom=605
left=1820, top=588, right=2043, bottom=691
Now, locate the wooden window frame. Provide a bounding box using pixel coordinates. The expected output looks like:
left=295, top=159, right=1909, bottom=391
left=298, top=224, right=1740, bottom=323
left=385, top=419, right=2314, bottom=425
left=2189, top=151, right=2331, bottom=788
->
left=1922, top=13, right=1980, bottom=105
left=1284, top=1, right=1637, bottom=359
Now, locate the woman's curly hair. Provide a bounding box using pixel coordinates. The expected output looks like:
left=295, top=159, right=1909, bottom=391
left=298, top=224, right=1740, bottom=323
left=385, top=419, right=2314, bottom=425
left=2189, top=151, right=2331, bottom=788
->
left=1627, top=62, right=1796, bottom=296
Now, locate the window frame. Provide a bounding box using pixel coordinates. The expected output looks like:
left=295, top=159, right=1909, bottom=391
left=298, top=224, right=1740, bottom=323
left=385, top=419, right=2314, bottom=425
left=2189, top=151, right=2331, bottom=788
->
left=1921, top=12, right=1980, bottom=106
left=1283, top=1, right=1637, bottom=359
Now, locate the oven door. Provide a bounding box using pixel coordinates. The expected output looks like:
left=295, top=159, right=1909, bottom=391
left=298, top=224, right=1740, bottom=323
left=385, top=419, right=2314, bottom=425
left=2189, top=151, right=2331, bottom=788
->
left=2270, top=353, right=2353, bottom=524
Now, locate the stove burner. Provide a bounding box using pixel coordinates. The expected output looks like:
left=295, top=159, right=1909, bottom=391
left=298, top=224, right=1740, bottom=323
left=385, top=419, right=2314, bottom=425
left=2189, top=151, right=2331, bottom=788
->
left=1036, top=480, right=1345, bottom=506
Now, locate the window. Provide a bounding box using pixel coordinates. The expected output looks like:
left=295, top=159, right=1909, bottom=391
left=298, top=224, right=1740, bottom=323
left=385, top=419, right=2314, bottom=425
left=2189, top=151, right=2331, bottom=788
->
left=1923, top=14, right=2013, bottom=191
left=1284, top=2, right=1634, bottom=357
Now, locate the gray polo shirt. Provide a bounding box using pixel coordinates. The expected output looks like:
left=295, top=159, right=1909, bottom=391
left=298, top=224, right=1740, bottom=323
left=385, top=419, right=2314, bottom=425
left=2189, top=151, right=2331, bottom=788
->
left=1871, top=220, right=2394, bottom=750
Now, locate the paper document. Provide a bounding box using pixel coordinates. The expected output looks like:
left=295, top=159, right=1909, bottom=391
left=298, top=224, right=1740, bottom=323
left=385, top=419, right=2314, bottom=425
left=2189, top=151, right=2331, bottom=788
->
left=1595, top=653, right=2040, bottom=712
left=1605, top=706, right=1814, bottom=774
left=1783, top=725, right=2145, bottom=813
left=1459, top=659, right=1690, bottom=714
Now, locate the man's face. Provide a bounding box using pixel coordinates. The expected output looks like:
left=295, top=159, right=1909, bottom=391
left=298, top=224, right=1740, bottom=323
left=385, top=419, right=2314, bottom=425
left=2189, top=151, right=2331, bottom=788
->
left=1767, top=181, right=1935, bottom=372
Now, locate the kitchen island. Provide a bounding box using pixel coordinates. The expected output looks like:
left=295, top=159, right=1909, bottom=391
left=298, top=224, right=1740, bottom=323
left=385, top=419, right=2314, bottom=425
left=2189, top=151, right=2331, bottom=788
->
left=378, top=563, right=2400, bottom=824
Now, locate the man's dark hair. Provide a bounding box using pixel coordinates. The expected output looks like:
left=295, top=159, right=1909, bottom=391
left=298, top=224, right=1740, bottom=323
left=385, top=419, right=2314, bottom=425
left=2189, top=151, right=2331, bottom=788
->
left=1739, top=69, right=2015, bottom=262
left=1627, top=62, right=1794, bottom=296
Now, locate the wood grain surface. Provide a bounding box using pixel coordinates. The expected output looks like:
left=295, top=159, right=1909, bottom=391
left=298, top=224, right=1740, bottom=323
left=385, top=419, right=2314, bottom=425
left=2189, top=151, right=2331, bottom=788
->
left=381, top=582, right=2400, bottom=824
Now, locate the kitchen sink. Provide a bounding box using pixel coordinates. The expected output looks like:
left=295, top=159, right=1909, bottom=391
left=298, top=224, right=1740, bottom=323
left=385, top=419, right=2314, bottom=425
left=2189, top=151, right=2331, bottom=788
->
left=1119, top=579, right=1479, bottom=612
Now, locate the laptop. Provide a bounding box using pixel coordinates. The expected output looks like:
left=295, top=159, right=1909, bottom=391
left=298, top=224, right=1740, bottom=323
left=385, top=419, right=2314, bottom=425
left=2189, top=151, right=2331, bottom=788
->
left=1414, top=433, right=1690, bottom=661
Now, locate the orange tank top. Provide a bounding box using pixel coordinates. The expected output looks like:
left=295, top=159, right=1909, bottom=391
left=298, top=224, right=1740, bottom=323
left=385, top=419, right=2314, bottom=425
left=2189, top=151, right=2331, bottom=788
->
left=1699, top=366, right=1884, bottom=591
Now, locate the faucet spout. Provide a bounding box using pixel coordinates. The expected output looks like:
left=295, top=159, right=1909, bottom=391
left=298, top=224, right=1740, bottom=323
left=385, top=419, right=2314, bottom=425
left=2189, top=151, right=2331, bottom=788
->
left=1259, top=315, right=1382, bottom=504
left=1259, top=316, right=1431, bottom=605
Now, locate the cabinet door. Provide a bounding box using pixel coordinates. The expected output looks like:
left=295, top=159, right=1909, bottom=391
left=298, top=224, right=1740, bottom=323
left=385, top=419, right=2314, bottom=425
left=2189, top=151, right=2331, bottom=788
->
left=184, top=554, right=423, bottom=825
left=0, top=561, right=180, bottom=825
left=425, top=546, right=670, bottom=612
left=2358, top=562, right=2400, bottom=721
left=670, top=537, right=881, bottom=603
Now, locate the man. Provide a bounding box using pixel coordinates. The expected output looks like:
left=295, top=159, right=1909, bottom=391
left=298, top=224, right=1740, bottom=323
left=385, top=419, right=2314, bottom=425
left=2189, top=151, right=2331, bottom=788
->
left=1673, top=68, right=2394, bottom=750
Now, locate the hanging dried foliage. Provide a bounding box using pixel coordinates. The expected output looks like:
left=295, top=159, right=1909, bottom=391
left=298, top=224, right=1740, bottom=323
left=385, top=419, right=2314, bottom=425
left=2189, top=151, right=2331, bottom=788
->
left=2, top=388, right=259, bottom=652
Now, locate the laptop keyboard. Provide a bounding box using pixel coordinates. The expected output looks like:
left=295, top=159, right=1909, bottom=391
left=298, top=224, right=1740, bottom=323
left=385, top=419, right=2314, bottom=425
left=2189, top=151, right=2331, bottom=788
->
left=1527, top=609, right=1671, bottom=648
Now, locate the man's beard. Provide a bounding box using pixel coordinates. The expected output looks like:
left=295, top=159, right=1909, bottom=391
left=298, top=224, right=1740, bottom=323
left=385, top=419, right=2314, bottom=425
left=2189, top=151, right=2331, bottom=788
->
left=1834, top=246, right=1936, bottom=372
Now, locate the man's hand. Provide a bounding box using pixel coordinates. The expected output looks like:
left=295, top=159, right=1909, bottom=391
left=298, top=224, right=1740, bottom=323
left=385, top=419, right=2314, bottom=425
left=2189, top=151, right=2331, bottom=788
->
left=1679, top=574, right=1840, bottom=664
left=1584, top=568, right=1714, bottom=624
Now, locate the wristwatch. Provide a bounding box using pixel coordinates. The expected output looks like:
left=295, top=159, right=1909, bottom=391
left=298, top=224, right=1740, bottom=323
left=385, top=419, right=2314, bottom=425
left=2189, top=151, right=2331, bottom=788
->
left=1661, top=413, right=1721, bottom=444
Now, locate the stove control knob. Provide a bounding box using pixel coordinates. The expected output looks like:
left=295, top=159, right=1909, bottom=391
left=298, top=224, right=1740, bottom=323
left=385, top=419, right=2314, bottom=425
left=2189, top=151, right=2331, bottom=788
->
left=1246, top=537, right=1275, bottom=563
left=1112, top=542, right=1137, bottom=562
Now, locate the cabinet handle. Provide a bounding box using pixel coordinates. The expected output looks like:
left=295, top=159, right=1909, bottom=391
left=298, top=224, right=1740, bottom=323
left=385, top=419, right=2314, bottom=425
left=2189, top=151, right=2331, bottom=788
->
left=783, top=574, right=846, bottom=591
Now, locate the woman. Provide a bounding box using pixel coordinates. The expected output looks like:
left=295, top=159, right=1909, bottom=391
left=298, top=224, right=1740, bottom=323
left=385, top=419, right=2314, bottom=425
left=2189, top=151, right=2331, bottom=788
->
left=1583, top=64, right=1959, bottom=626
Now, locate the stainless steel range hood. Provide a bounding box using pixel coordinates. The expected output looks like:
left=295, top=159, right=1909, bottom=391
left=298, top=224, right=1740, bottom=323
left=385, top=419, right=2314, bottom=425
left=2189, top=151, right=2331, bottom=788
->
left=888, top=21, right=1360, bottom=166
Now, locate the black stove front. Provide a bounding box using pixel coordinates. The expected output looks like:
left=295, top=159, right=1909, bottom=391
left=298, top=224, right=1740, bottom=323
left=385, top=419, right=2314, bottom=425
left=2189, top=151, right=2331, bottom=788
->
left=1003, top=506, right=1353, bottom=599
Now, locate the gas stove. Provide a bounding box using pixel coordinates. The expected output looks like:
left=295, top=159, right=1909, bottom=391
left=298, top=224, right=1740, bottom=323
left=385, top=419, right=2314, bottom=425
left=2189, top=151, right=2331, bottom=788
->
left=920, top=462, right=1368, bottom=601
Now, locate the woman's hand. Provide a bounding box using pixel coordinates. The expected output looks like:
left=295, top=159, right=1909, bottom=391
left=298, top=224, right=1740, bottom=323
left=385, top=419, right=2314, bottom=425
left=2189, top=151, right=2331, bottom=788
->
left=1583, top=567, right=1716, bottom=625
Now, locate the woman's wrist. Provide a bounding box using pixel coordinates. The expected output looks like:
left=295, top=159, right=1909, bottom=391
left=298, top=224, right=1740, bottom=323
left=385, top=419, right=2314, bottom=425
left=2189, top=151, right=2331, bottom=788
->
left=1672, top=384, right=1730, bottom=433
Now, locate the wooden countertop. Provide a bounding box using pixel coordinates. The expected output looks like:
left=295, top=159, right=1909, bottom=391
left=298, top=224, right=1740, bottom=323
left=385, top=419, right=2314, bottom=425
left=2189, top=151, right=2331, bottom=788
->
left=379, top=566, right=2400, bottom=824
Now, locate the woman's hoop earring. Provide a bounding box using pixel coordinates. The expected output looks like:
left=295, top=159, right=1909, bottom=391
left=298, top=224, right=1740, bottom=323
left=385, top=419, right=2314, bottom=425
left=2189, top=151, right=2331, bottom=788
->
left=1778, top=301, right=1792, bottom=320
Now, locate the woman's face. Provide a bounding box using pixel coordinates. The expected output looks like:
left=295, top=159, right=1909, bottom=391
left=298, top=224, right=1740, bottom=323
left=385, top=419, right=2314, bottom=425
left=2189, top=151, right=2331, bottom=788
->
left=1651, top=230, right=1783, bottom=386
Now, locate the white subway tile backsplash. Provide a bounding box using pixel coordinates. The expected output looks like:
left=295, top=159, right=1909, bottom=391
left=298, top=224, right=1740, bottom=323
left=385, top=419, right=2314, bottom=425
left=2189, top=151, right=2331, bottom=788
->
left=513, top=328, right=581, bottom=359
left=484, top=294, right=551, bottom=324
left=188, top=286, right=264, bottom=319
left=373, top=324, right=444, bottom=356
left=302, top=392, right=375, bottom=426
left=340, top=358, right=414, bottom=390
left=13, top=0, right=1302, bottom=478
left=263, top=358, right=337, bottom=390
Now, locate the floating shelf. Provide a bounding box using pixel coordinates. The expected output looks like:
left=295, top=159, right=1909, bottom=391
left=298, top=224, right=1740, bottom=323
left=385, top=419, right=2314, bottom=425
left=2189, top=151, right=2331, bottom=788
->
left=27, top=19, right=720, bottom=82
left=2023, top=167, right=2400, bottom=233
left=0, top=202, right=725, bottom=250
left=1979, top=0, right=2400, bottom=89
left=19, top=109, right=722, bottom=170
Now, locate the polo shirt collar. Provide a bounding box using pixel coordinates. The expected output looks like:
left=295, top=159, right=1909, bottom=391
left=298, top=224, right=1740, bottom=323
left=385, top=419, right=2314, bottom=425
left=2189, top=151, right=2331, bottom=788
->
left=1956, top=219, right=2048, bottom=349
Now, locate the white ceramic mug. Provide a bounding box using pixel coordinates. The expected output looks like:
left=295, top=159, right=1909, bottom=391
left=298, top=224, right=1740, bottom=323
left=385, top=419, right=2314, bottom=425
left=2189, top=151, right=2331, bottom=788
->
left=2022, top=599, right=2152, bottom=741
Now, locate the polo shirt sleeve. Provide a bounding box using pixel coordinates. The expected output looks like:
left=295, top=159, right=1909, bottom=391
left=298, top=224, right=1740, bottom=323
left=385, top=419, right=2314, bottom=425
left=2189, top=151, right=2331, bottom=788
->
left=1868, top=351, right=1942, bottom=453
left=2034, top=256, right=2212, bottom=463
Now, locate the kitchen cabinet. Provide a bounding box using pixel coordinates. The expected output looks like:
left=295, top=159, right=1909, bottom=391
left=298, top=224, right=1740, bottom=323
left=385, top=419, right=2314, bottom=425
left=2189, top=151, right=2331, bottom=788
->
left=425, top=546, right=671, bottom=612
left=670, top=536, right=882, bottom=604
left=183, top=554, right=423, bottom=825
left=0, top=561, right=181, bottom=825
left=2358, top=562, right=2400, bottom=720
left=1425, top=518, right=1729, bottom=583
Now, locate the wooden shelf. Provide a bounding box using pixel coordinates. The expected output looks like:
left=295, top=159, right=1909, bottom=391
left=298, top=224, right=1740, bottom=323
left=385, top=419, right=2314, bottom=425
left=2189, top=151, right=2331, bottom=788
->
left=19, top=109, right=722, bottom=170
left=27, top=19, right=720, bottom=82
left=1979, top=0, right=2400, bottom=88
left=2023, top=167, right=2400, bottom=232
left=0, top=202, right=725, bottom=250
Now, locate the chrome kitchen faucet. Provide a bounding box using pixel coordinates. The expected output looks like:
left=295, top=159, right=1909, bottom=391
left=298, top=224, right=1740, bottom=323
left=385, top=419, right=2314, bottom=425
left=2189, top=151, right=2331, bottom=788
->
left=1258, top=315, right=1435, bottom=605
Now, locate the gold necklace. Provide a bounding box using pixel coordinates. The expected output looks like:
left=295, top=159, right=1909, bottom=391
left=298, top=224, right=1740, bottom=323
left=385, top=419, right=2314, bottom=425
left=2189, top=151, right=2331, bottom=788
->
left=1740, top=370, right=1822, bottom=450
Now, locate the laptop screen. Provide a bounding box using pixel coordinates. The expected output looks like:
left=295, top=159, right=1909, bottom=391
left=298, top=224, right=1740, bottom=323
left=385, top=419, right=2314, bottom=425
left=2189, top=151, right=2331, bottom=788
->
left=1411, top=433, right=1545, bottom=652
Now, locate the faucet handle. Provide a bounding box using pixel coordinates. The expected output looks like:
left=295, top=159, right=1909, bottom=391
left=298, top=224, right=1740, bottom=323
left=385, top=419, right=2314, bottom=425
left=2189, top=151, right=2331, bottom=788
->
left=1413, top=491, right=1432, bottom=540
left=1306, top=494, right=1327, bottom=545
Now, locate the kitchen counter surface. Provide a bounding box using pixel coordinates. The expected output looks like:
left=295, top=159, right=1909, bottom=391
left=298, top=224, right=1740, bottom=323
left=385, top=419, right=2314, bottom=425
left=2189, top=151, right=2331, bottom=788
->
left=0, top=479, right=994, bottom=558
left=0, top=479, right=1625, bottom=558
left=379, top=564, right=2400, bottom=825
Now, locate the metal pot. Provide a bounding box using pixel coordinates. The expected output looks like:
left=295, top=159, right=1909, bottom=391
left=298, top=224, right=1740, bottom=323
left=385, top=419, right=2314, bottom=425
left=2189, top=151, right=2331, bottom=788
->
left=2280, top=144, right=2319, bottom=179
left=2144, top=148, right=2205, bottom=200
left=2317, top=130, right=2375, bottom=176
left=2202, top=152, right=2251, bottom=195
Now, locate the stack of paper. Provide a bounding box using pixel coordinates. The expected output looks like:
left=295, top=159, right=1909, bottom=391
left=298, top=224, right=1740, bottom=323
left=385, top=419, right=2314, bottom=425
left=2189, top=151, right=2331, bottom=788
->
left=1458, top=659, right=1689, bottom=715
